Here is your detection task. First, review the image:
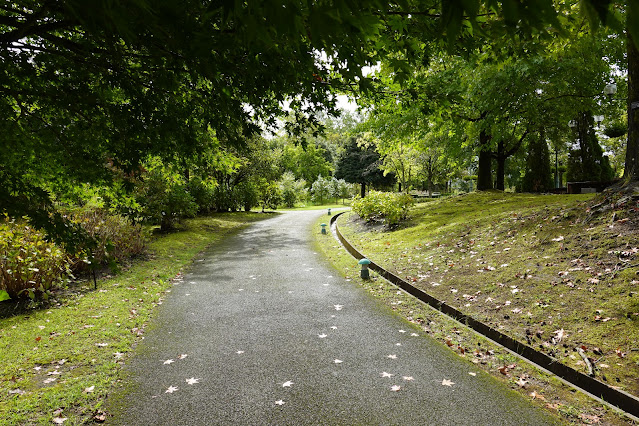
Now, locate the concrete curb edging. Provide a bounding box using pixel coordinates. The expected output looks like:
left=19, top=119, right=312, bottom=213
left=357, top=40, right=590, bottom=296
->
left=330, top=212, right=639, bottom=420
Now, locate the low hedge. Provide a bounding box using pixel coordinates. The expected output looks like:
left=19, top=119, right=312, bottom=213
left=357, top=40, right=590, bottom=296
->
left=352, top=191, right=414, bottom=226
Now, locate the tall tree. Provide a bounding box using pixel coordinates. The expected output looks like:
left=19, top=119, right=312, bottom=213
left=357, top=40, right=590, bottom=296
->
left=335, top=138, right=395, bottom=197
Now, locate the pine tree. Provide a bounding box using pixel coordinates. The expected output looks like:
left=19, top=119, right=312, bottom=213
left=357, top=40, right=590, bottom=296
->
left=522, top=132, right=553, bottom=193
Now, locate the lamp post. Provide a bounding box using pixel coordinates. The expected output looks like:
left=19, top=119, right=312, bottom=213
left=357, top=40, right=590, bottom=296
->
left=604, top=83, right=617, bottom=98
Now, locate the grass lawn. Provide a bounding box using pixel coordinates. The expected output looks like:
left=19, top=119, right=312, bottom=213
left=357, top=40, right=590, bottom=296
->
left=314, top=191, right=639, bottom=425
left=0, top=212, right=267, bottom=425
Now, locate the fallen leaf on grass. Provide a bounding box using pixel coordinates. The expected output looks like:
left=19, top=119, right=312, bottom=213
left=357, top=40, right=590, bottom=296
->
left=529, top=391, right=546, bottom=401
left=83, top=386, right=95, bottom=393
left=516, top=376, right=528, bottom=388
left=52, top=417, right=67, bottom=424
left=578, top=413, right=601, bottom=423
left=93, top=411, right=107, bottom=422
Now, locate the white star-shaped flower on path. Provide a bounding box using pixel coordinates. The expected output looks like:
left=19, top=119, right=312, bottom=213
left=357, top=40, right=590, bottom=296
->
left=441, top=379, right=455, bottom=387
left=318, top=333, right=327, bottom=339
left=163, top=359, right=175, bottom=365
left=402, top=376, right=415, bottom=381
left=380, top=372, right=394, bottom=378
left=165, top=385, right=179, bottom=393
left=236, top=350, right=245, bottom=355
left=410, top=333, right=419, bottom=337
left=398, top=329, right=406, bottom=333
left=275, top=400, right=286, bottom=406
left=185, top=378, right=200, bottom=385
left=282, top=381, right=294, bottom=388
left=334, top=304, right=343, bottom=311
left=178, top=354, right=188, bottom=359
left=390, top=385, right=401, bottom=392
left=387, top=354, right=397, bottom=359
left=333, top=359, right=343, bottom=364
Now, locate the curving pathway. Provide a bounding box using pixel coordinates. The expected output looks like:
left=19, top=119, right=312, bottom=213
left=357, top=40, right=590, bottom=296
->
left=108, top=210, right=559, bottom=425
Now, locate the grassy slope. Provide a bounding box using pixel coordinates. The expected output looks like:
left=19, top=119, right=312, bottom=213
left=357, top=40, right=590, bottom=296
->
left=319, top=192, right=639, bottom=425
left=0, top=213, right=266, bottom=425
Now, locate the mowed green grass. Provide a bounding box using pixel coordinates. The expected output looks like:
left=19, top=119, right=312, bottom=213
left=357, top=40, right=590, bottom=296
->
left=0, top=213, right=267, bottom=425
left=320, top=191, right=639, bottom=425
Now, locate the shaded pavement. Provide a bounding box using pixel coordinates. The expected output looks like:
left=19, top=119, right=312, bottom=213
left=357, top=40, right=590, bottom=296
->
left=108, top=210, right=558, bottom=425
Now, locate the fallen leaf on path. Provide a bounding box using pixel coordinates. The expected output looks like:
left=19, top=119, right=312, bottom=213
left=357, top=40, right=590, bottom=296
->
left=282, top=381, right=294, bottom=387
left=165, top=385, right=178, bottom=394
left=163, top=359, right=175, bottom=365
left=441, top=379, right=455, bottom=387
left=390, top=385, right=401, bottom=392
left=185, top=378, right=200, bottom=385
left=275, top=400, right=285, bottom=405
left=380, top=372, right=393, bottom=378
left=402, top=376, right=414, bottom=381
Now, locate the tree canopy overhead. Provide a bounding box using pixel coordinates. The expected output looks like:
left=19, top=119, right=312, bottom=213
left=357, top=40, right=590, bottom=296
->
left=2, top=0, right=638, bottom=245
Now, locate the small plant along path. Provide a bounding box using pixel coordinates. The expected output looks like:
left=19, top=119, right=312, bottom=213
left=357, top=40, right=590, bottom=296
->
left=109, top=210, right=558, bottom=425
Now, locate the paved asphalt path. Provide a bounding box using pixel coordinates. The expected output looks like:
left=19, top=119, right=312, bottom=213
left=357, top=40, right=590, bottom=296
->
left=109, top=210, right=559, bottom=425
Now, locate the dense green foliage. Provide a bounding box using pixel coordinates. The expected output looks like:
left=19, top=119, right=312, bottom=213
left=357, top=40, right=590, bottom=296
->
left=352, top=191, right=414, bottom=226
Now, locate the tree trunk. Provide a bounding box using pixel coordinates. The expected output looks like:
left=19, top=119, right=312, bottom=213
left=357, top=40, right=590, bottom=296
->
left=477, top=130, right=493, bottom=190
left=626, top=24, right=639, bottom=181
left=360, top=182, right=366, bottom=198
left=495, top=140, right=505, bottom=191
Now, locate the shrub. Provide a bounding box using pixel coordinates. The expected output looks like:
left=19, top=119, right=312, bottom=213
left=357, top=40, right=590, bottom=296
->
left=69, top=209, right=146, bottom=273
left=352, top=191, right=414, bottom=226
left=0, top=216, right=70, bottom=300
